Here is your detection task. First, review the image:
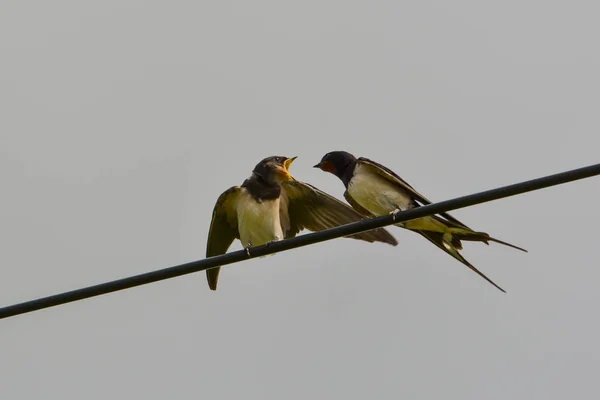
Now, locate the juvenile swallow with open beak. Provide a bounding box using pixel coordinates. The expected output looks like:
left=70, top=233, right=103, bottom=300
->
left=314, top=151, right=527, bottom=293
left=205, top=155, right=398, bottom=290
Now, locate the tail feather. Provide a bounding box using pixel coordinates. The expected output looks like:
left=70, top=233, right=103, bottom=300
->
left=416, top=231, right=506, bottom=293
left=484, top=236, right=527, bottom=253
left=427, top=215, right=527, bottom=253
left=451, top=230, right=527, bottom=253
left=442, top=223, right=527, bottom=253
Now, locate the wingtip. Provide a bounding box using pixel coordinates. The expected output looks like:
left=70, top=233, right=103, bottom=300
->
left=206, top=268, right=220, bottom=291
left=375, top=231, right=398, bottom=246
left=376, top=228, right=398, bottom=246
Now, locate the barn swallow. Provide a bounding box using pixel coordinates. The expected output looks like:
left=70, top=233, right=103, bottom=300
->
left=314, top=151, right=527, bottom=293
left=205, top=155, right=398, bottom=290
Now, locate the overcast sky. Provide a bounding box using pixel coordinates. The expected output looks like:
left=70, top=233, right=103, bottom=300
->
left=2, top=1, right=599, bottom=399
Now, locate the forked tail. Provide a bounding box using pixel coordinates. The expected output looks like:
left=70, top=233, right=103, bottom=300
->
left=416, top=231, right=506, bottom=293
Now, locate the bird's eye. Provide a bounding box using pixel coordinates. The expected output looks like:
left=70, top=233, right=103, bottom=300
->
left=276, top=157, right=282, bottom=162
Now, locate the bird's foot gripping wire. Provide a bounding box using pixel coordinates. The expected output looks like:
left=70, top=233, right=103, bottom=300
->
left=389, top=208, right=402, bottom=223
left=265, top=237, right=282, bottom=246
left=260, top=239, right=281, bottom=258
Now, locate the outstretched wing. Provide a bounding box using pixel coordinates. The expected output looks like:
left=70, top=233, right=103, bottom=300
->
left=357, top=157, right=470, bottom=228
left=205, top=186, right=241, bottom=290
left=280, top=179, right=398, bottom=246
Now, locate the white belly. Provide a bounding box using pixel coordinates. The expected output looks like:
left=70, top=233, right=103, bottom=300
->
left=347, top=165, right=414, bottom=216
left=236, top=194, right=283, bottom=248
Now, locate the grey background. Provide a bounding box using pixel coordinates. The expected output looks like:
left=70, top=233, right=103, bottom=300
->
left=1, top=1, right=599, bottom=399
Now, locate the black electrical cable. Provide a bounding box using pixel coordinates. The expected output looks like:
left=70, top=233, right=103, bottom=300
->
left=1, top=162, right=599, bottom=320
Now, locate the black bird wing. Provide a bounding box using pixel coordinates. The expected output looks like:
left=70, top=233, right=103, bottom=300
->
left=205, top=186, right=241, bottom=290
left=345, top=182, right=509, bottom=291
left=357, top=157, right=470, bottom=229
left=357, top=158, right=527, bottom=253
left=280, top=179, right=398, bottom=246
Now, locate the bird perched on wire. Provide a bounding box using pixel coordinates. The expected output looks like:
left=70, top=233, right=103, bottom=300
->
left=314, top=151, right=526, bottom=293
left=205, top=155, right=398, bottom=290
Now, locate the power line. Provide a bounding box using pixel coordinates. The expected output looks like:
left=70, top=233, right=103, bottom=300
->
left=1, top=162, right=599, bottom=320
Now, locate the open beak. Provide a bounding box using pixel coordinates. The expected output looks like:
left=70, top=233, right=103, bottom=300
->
left=273, top=156, right=297, bottom=181
left=283, top=156, right=297, bottom=171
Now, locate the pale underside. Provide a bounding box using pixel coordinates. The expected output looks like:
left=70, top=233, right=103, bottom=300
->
left=235, top=189, right=283, bottom=248
left=347, top=163, right=448, bottom=233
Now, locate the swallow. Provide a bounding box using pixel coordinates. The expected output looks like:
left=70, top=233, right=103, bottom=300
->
left=314, top=151, right=527, bottom=293
left=205, top=155, right=398, bottom=290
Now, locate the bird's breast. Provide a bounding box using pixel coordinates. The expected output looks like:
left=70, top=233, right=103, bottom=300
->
left=236, top=190, right=283, bottom=247
left=348, top=165, right=413, bottom=216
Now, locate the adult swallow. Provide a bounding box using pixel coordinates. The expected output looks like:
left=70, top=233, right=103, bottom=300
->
left=314, top=151, right=527, bottom=293
left=205, top=155, right=398, bottom=290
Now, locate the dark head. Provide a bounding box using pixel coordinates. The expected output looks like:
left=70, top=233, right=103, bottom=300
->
left=252, top=155, right=297, bottom=185
left=313, top=151, right=357, bottom=184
